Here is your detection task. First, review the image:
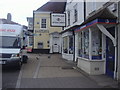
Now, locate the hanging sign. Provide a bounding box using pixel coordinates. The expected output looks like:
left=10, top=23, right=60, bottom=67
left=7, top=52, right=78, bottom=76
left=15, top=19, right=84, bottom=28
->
left=51, top=13, right=66, bottom=27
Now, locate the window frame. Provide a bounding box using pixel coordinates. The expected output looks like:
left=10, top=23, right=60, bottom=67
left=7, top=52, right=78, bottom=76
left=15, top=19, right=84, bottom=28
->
left=73, top=4, right=78, bottom=23
left=40, top=18, right=47, bottom=29
left=67, top=10, right=71, bottom=26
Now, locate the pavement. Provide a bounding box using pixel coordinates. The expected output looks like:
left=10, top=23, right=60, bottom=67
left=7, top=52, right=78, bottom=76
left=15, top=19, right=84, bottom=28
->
left=16, top=51, right=119, bottom=88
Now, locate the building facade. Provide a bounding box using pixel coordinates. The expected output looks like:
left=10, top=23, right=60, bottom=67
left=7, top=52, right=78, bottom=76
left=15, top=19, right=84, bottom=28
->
left=26, top=17, right=34, bottom=52
left=62, top=0, right=120, bottom=80
left=61, top=0, right=84, bottom=61
left=33, top=1, right=66, bottom=53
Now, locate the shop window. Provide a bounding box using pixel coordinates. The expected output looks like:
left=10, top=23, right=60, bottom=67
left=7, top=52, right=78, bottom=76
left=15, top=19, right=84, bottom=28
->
left=91, top=30, right=102, bottom=59
left=78, top=31, right=89, bottom=59
left=78, top=32, right=83, bottom=57
left=83, top=31, right=89, bottom=58
left=69, top=36, right=73, bottom=54
left=63, top=37, right=68, bottom=53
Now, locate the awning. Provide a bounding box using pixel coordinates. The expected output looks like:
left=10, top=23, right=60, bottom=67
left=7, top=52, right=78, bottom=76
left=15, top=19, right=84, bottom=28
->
left=75, top=18, right=117, bottom=46
left=81, top=8, right=117, bottom=26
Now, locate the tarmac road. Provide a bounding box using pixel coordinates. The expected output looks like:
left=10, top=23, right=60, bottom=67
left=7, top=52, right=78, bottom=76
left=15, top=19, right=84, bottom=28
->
left=2, top=67, right=20, bottom=89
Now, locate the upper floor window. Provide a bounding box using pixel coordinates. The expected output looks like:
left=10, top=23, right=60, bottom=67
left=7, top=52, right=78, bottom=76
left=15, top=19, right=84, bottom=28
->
left=41, top=18, right=47, bottom=29
left=73, top=4, right=78, bottom=23
left=68, top=10, right=70, bottom=26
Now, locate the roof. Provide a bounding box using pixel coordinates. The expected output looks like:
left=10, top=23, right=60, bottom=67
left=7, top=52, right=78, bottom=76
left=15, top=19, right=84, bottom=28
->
left=36, top=1, right=66, bottom=13
left=0, top=18, right=20, bottom=25
left=82, top=8, right=117, bottom=26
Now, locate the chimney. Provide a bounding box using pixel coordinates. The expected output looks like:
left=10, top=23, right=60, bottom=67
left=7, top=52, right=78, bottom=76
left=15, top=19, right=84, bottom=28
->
left=7, top=13, right=12, bottom=21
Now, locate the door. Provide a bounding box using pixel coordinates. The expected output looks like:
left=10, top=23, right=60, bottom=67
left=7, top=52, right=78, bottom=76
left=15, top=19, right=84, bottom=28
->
left=53, top=37, right=59, bottom=53
left=106, top=27, right=115, bottom=78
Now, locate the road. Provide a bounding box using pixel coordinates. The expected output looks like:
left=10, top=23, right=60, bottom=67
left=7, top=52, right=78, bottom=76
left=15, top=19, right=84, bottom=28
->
left=2, top=67, right=20, bottom=89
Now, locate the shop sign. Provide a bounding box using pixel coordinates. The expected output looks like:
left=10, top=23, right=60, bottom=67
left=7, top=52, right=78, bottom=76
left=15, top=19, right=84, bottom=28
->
left=51, top=13, right=66, bottom=27
left=35, top=30, right=49, bottom=33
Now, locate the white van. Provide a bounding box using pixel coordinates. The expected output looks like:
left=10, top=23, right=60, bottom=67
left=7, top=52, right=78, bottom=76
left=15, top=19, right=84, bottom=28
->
left=0, top=24, right=24, bottom=69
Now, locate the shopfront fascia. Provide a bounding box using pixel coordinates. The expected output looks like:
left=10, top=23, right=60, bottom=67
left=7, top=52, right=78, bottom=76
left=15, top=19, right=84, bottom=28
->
left=75, top=18, right=118, bottom=78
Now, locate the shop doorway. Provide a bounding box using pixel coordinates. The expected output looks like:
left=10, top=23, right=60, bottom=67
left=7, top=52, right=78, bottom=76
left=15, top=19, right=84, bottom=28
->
left=106, top=27, right=115, bottom=78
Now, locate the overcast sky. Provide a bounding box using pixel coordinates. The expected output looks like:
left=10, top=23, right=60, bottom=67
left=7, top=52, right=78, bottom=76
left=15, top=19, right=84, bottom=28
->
left=0, top=0, right=49, bottom=26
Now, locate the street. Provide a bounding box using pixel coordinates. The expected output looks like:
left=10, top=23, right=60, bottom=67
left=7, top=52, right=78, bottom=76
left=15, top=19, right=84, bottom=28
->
left=2, top=51, right=118, bottom=89
left=2, top=67, right=20, bottom=88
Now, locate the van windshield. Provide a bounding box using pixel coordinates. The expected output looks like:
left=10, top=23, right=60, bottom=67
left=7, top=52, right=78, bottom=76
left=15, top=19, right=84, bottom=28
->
left=0, top=36, right=21, bottom=48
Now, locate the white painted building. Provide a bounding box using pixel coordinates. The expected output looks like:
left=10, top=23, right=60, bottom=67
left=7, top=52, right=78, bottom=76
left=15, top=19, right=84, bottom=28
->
left=76, top=1, right=119, bottom=79
left=61, top=0, right=84, bottom=61
left=61, top=0, right=120, bottom=80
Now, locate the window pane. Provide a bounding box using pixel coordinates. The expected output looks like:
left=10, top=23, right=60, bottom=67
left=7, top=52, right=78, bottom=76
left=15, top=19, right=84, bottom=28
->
left=63, top=37, right=68, bottom=53
left=78, top=32, right=82, bottom=57
left=41, top=24, right=46, bottom=28
left=83, top=31, right=89, bottom=58
left=41, top=19, right=47, bottom=28
left=69, top=36, right=73, bottom=54
left=91, top=30, right=102, bottom=59
left=42, top=19, right=46, bottom=23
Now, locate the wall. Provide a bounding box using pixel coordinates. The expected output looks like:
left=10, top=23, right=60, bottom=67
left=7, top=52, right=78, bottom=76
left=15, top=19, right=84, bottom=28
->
left=33, top=12, right=62, bottom=49
left=77, top=57, right=105, bottom=75
left=65, top=0, right=84, bottom=29
left=118, top=1, right=120, bottom=83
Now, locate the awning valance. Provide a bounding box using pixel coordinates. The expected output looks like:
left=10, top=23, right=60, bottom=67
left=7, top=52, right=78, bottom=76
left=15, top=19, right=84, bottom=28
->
left=74, top=18, right=117, bottom=32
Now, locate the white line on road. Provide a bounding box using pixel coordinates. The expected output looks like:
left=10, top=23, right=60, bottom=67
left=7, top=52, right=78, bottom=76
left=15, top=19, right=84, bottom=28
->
left=33, top=58, right=41, bottom=78
left=15, top=65, right=23, bottom=88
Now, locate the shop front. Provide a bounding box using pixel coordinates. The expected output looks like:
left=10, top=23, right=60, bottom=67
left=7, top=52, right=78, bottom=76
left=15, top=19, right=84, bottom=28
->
left=61, top=31, right=74, bottom=61
left=75, top=18, right=118, bottom=79
left=49, top=32, right=61, bottom=54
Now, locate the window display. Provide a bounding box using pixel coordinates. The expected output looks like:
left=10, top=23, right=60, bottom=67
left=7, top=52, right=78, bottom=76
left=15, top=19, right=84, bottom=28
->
left=78, top=32, right=82, bottom=57
left=78, top=30, right=89, bottom=59
left=63, top=37, right=68, bottom=53
left=91, top=30, right=102, bottom=59
left=69, top=36, right=73, bottom=54
left=83, top=31, right=89, bottom=58
left=63, top=35, right=74, bottom=54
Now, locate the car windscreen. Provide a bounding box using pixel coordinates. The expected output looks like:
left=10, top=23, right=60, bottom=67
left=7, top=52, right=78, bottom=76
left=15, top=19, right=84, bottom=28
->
left=0, top=36, right=21, bottom=48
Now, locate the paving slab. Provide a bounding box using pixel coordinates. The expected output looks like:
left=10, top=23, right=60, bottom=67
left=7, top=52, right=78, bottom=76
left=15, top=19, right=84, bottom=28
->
left=20, top=77, right=102, bottom=88
left=17, top=52, right=119, bottom=88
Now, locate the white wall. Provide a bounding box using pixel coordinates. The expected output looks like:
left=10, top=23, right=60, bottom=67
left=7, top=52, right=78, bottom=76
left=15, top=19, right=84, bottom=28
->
left=118, top=24, right=120, bottom=81
left=118, top=1, right=120, bottom=82
left=77, top=57, right=105, bottom=75
left=65, top=0, right=84, bottom=30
